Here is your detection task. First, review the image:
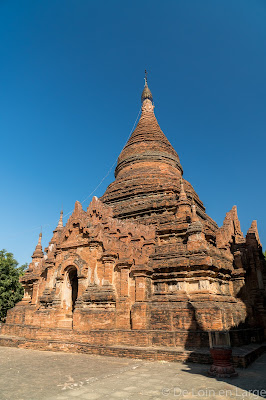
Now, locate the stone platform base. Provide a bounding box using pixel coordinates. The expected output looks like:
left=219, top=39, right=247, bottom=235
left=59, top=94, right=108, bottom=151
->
left=0, top=334, right=265, bottom=368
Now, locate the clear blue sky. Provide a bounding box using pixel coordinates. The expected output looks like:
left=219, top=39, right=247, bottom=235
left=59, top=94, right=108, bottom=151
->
left=1, top=0, right=265, bottom=265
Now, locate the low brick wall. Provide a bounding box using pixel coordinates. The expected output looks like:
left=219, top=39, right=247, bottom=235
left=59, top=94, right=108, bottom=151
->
left=0, top=335, right=265, bottom=367
left=1, top=322, right=210, bottom=348
left=0, top=335, right=211, bottom=364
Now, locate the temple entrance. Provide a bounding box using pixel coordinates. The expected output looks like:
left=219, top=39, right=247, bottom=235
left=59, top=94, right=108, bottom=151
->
left=69, top=268, right=78, bottom=311
left=62, top=267, right=78, bottom=313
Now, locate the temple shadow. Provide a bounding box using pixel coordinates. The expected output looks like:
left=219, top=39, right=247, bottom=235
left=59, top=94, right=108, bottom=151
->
left=179, top=229, right=266, bottom=395
left=180, top=301, right=266, bottom=397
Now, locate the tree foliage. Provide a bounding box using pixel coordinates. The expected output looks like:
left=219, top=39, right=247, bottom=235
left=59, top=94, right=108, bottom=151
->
left=0, top=250, right=27, bottom=322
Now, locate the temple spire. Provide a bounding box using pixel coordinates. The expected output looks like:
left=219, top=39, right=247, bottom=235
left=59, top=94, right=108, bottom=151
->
left=179, top=178, right=188, bottom=202
left=186, top=197, right=208, bottom=251
left=176, top=177, right=191, bottom=220
left=57, top=210, right=64, bottom=230
left=191, top=198, right=198, bottom=223
left=111, top=71, right=183, bottom=180
left=32, top=232, right=44, bottom=259
left=141, top=70, right=153, bottom=104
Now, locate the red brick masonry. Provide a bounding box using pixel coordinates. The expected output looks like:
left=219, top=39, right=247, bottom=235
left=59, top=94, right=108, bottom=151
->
left=2, top=81, right=266, bottom=361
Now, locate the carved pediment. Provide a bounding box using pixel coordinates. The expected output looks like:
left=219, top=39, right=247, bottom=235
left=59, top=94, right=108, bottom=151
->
left=87, top=196, right=113, bottom=222
left=53, top=197, right=155, bottom=263
left=59, top=201, right=89, bottom=248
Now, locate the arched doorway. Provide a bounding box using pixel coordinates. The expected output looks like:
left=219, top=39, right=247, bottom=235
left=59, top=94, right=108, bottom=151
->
left=62, top=267, right=78, bottom=313
left=69, top=268, right=78, bottom=311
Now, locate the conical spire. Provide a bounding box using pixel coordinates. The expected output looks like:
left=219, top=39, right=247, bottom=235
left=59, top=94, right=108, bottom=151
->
left=101, top=74, right=217, bottom=230
left=179, top=178, right=189, bottom=203
left=187, top=198, right=203, bottom=234
left=114, top=73, right=183, bottom=178
left=191, top=198, right=198, bottom=223
left=141, top=70, right=153, bottom=103
left=186, top=198, right=208, bottom=251
left=50, top=210, right=64, bottom=246
left=176, top=178, right=191, bottom=220
left=55, top=210, right=64, bottom=231
left=32, top=232, right=44, bottom=259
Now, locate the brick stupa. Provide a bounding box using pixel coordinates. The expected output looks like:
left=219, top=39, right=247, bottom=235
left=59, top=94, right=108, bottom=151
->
left=1, top=77, right=266, bottom=362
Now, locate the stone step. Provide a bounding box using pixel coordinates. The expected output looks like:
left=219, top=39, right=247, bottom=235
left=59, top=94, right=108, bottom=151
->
left=0, top=334, right=265, bottom=368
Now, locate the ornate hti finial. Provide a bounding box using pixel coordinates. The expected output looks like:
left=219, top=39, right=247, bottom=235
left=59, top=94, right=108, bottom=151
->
left=141, top=69, right=153, bottom=103
left=32, top=232, right=44, bottom=259
left=144, top=69, right=148, bottom=86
